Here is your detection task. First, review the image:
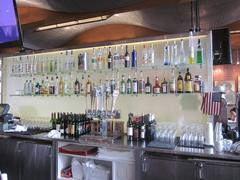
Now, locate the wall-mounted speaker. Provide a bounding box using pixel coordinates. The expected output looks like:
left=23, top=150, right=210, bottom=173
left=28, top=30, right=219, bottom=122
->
left=212, top=28, right=232, bottom=65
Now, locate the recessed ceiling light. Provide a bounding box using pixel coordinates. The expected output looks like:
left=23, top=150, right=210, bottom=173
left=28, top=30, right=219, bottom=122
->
left=35, top=15, right=111, bottom=32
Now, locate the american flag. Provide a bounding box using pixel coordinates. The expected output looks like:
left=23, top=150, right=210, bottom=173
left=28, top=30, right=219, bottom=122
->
left=201, top=92, right=222, bottom=115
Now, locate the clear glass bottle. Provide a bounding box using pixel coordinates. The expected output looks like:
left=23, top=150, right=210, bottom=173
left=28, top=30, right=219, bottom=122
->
left=148, top=44, right=155, bottom=65
left=142, top=44, right=148, bottom=65
left=120, top=75, right=126, bottom=94
left=163, top=42, right=170, bottom=65
left=179, top=39, right=186, bottom=65
left=138, top=71, right=145, bottom=94
left=188, top=31, right=195, bottom=64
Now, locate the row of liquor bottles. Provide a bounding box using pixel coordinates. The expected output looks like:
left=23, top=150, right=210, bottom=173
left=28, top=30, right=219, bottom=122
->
left=22, top=68, right=204, bottom=96
left=50, top=112, right=92, bottom=137
left=11, top=36, right=204, bottom=76
left=127, top=113, right=156, bottom=141
left=50, top=112, right=124, bottom=138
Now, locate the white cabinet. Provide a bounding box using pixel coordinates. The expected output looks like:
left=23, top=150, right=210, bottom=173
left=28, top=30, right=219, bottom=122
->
left=56, top=141, right=135, bottom=180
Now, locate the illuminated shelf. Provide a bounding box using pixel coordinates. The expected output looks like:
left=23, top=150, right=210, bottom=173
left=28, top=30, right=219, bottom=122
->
left=10, top=63, right=206, bottom=77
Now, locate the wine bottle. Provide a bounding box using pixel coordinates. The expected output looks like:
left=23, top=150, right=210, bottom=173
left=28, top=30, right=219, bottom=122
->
left=145, top=76, right=152, bottom=94
left=124, top=45, right=130, bottom=68
left=126, top=74, right=132, bottom=94
left=177, top=72, right=183, bottom=93
left=74, top=78, right=80, bottom=95
left=120, top=75, right=126, bottom=94
left=132, top=72, right=138, bottom=94
left=127, top=113, right=134, bottom=141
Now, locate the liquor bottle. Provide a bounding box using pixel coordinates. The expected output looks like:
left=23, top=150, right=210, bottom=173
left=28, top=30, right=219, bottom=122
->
left=108, top=47, right=113, bottom=69
left=161, top=78, right=168, bottom=94
left=142, top=44, right=148, bottom=65
left=110, top=73, right=116, bottom=94
left=177, top=72, right=183, bottom=93
left=169, top=71, right=176, bottom=93
left=45, top=76, right=50, bottom=96
left=91, top=48, right=97, bottom=71
left=74, top=78, right=80, bottom=95
left=126, top=74, right=132, bottom=94
left=179, top=39, right=186, bottom=65
left=80, top=75, right=85, bottom=95
left=131, top=46, right=137, bottom=68
left=35, top=82, right=40, bottom=95
left=24, top=80, right=28, bottom=95
left=132, top=72, right=138, bottom=94
left=119, top=45, right=125, bottom=68
left=97, top=48, right=103, bottom=70
left=188, top=31, right=195, bottom=64
left=184, top=68, right=193, bottom=93
left=70, top=50, right=75, bottom=71
left=32, top=78, right=36, bottom=96
left=138, top=71, right=145, bottom=94
left=68, top=74, right=74, bottom=96
left=64, top=75, right=68, bottom=96
left=28, top=80, right=32, bottom=96
left=153, top=76, right=161, bottom=95
left=55, top=76, right=59, bottom=96
left=59, top=76, right=64, bottom=96
left=194, top=75, right=202, bottom=93
left=127, top=113, right=134, bottom=141
left=172, top=41, right=178, bottom=65
left=86, top=75, right=92, bottom=95
left=120, top=75, right=126, bottom=94
left=124, top=45, right=130, bottom=68
left=40, top=80, right=45, bottom=95
left=196, top=39, right=203, bottom=64
left=148, top=44, right=155, bottom=65
left=49, top=77, right=55, bottom=95
left=65, top=51, right=70, bottom=72
left=145, top=76, right=152, bottom=94
left=113, top=46, right=120, bottom=68
left=163, top=42, right=170, bottom=65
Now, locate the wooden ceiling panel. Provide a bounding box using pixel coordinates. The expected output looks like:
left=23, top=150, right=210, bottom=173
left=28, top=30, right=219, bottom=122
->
left=64, top=24, right=164, bottom=47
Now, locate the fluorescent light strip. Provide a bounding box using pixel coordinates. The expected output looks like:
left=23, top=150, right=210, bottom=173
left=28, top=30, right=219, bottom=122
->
left=230, top=30, right=240, bottom=34
left=36, top=15, right=110, bottom=32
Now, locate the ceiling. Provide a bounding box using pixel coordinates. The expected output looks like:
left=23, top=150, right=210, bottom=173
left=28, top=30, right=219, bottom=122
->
left=6, top=0, right=240, bottom=50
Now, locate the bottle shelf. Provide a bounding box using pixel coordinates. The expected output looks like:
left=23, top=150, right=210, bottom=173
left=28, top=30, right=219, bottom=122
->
left=9, top=92, right=203, bottom=97
left=10, top=63, right=205, bottom=77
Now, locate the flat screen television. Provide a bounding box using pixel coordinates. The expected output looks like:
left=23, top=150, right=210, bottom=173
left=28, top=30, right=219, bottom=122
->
left=0, top=0, right=23, bottom=47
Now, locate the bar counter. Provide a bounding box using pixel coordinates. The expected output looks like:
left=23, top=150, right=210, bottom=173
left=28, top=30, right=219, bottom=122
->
left=1, top=131, right=240, bottom=161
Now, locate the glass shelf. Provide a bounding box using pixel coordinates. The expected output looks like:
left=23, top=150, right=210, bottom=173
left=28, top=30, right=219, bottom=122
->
left=10, top=63, right=205, bottom=77
left=9, top=92, right=202, bottom=97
